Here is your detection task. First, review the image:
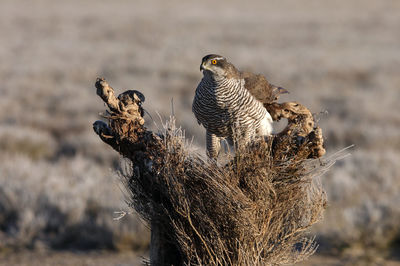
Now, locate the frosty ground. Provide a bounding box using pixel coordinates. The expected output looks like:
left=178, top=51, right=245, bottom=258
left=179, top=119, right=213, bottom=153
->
left=0, top=0, right=399, bottom=264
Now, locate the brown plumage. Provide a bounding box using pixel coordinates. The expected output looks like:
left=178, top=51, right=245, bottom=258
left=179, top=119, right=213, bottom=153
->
left=241, top=71, right=288, bottom=105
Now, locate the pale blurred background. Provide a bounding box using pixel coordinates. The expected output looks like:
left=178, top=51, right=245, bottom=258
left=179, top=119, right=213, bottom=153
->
left=0, top=0, right=399, bottom=265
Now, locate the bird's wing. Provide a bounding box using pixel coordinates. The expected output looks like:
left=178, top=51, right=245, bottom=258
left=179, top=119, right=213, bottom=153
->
left=241, top=71, right=288, bottom=104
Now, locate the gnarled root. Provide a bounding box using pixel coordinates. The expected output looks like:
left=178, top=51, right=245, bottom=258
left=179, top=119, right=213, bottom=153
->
left=266, top=102, right=326, bottom=160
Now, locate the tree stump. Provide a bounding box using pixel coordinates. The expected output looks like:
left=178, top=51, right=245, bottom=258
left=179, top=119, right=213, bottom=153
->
left=93, top=78, right=330, bottom=265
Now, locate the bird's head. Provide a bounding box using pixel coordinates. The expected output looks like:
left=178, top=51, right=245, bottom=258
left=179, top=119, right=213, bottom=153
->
left=200, top=54, right=238, bottom=78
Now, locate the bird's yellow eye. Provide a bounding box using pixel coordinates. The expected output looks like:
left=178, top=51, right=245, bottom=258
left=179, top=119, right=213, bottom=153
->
left=211, top=59, right=217, bottom=65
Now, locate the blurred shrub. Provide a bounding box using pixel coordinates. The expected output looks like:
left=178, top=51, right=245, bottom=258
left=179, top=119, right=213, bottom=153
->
left=0, top=154, right=149, bottom=252
left=312, top=150, right=400, bottom=257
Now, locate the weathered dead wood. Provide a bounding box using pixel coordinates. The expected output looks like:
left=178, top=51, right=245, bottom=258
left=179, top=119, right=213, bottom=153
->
left=266, top=102, right=326, bottom=161
left=92, top=77, right=328, bottom=266
left=94, top=78, right=180, bottom=265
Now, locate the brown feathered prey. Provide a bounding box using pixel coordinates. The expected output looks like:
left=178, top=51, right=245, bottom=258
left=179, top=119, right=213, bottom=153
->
left=192, top=54, right=288, bottom=158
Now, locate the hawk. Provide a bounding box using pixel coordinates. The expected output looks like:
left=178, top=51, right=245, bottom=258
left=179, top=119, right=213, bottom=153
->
left=192, top=54, right=288, bottom=158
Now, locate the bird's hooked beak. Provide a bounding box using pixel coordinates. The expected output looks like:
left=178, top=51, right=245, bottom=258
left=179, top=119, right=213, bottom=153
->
left=200, top=62, right=205, bottom=71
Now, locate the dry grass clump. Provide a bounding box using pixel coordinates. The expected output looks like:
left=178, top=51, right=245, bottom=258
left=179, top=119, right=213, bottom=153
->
left=93, top=78, right=336, bottom=265
left=128, top=121, right=328, bottom=265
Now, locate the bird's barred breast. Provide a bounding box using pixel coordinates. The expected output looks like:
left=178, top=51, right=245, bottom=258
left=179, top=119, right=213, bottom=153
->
left=193, top=76, right=272, bottom=139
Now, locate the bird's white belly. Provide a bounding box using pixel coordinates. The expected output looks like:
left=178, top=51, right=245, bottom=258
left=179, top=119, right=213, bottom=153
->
left=257, top=113, right=273, bottom=136
left=212, top=101, right=272, bottom=139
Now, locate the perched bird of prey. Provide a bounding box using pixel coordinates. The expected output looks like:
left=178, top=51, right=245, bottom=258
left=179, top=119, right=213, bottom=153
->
left=192, top=54, right=288, bottom=158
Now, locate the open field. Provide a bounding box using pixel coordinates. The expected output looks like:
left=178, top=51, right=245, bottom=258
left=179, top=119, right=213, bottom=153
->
left=0, top=0, right=399, bottom=264
left=1, top=252, right=400, bottom=266
left=0, top=251, right=144, bottom=266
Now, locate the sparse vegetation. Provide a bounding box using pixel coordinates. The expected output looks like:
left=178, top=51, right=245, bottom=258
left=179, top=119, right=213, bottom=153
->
left=0, top=154, right=149, bottom=252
